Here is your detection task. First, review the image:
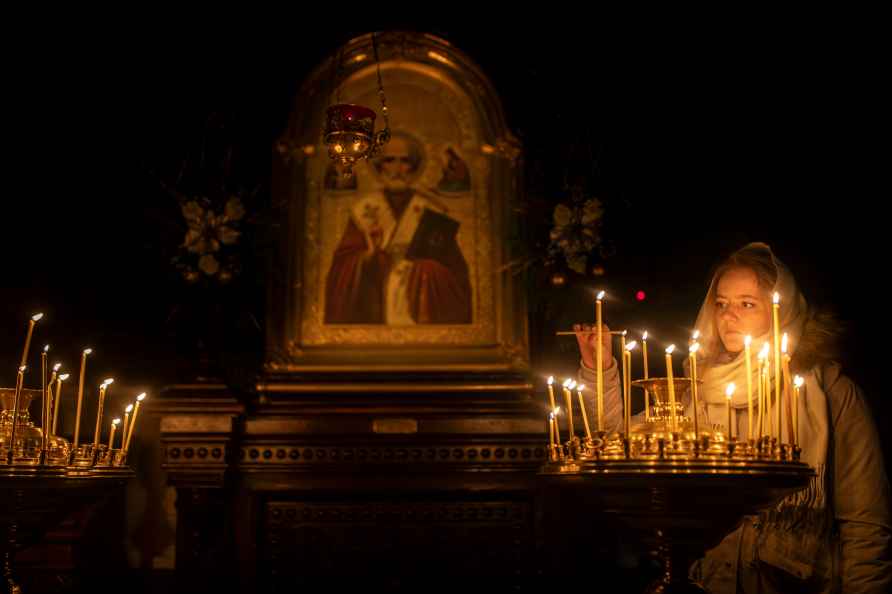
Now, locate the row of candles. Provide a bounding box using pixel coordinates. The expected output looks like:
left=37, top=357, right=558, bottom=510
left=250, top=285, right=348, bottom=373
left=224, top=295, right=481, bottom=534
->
left=548, top=291, right=807, bottom=448
left=8, top=313, right=147, bottom=463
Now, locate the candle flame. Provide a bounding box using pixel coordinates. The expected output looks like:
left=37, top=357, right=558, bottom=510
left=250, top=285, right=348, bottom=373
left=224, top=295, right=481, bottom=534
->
left=102, top=378, right=115, bottom=386
left=568, top=380, right=577, bottom=390
left=773, top=292, right=780, bottom=305
left=596, top=290, right=605, bottom=300
left=794, top=375, right=804, bottom=388
left=18, top=365, right=26, bottom=372
left=553, top=407, right=561, bottom=415
left=758, top=342, right=770, bottom=359
left=548, top=412, right=554, bottom=420
left=781, top=333, right=789, bottom=354
left=31, top=313, right=44, bottom=321
left=689, top=342, right=700, bottom=354
left=43, top=344, right=50, bottom=352
left=59, top=373, right=70, bottom=381
left=53, top=363, right=61, bottom=371
left=83, top=348, right=93, bottom=355
left=744, top=335, right=752, bottom=347
left=576, top=384, right=585, bottom=392
left=562, top=378, right=572, bottom=388
left=137, top=393, right=147, bottom=401
left=625, top=341, right=638, bottom=351
left=665, top=344, right=675, bottom=355
left=726, top=383, right=736, bottom=398
left=692, top=330, right=700, bottom=340
left=547, top=376, right=554, bottom=385
left=642, top=331, right=648, bottom=341
left=112, top=418, right=121, bottom=426
left=125, top=404, right=134, bottom=413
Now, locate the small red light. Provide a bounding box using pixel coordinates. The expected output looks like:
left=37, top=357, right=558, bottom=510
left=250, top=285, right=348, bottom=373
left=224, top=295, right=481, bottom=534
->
left=636, top=291, right=646, bottom=301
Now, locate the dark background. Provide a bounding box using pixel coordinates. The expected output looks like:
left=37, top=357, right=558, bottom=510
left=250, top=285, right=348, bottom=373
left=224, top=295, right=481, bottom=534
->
left=2, top=22, right=887, bottom=465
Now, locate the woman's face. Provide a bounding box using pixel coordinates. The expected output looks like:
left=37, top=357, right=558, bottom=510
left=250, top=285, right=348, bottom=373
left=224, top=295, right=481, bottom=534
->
left=714, top=267, right=772, bottom=353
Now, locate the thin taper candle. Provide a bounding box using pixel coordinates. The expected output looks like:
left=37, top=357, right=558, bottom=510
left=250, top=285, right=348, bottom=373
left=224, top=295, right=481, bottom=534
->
left=40, top=345, right=49, bottom=457
left=618, top=331, right=627, bottom=405
left=108, top=419, right=120, bottom=450
left=772, top=293, right=782, bottom=444
left=595, top=291, right=605, bottom=431
left=562, top=379, right=575, bottom=439
left=576, top=385, right=592, bottom=440
left=689, top=343, right=700, bottom=439
left=73, top=348, right=92, bottom=449
left=793, top=375, right=804, bottom=447
left=725, top=383, right=736, bottom=440
left=121, top=403, right=133, bottom=451
left=744, top=336, right=753, bottom=440
left=19, top=313, right=43, bottom=369
left=665, top=345, right=677, bottom=433
left=125, top=393, right=146, bottom=451
left=546, top=376, right=556, bottom=411
left=52, top=373, right=69, bottom=435
left=642, top=331, right=650, bottom=421
left=92, top=378, right=114, bottom=450
left=8, top=366, right=26, bottom=464
left=624, top=341, right=638, bottom=438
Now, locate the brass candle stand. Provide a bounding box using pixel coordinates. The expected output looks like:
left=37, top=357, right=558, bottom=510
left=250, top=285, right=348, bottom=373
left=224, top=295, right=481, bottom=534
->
left=541, top=377, right=813, bottom=594
left=1, top=387, right=134, bottom=593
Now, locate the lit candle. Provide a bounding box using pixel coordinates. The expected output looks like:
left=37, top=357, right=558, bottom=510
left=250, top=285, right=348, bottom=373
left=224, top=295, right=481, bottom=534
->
left=8, top=366, right=26, bottom=464
left=92, top=378, right=114, bottom=450
left=665, top=345, right=677, bottom=433
left=624, top=341, right=638, bottom=437
left=552, top=407, right=561, bottom=443
left=19, top=312, right=43, bottom=369
left=108, top=418, right=121, bottom=450
left=548, top=412, right=555, bottom=447
left=41, top=345, right=49, bottom=456
left=73, top=348, right=93, bottom=449
left=793, top=375, right=804, bottom=447
left=642, top=331, right=650, bottom=421
left=725, top=383, right=736, bottom=439
left=575, top=384, right=592, bottom=440
left=47, top=362, right=60, bottom=434
left=120, top=403, right=133, bottom=451
left=758, top=342, right=770, bottom=438
left=125, top=393, right=147, bottom=451
left=772, top=292, right=782, bottom=444
left=744, top=335, right=753, bottom=440
left=562, top=379, right=575, bottom=439
left=690, top=329, right=700, bottom=348
left=689, top=342, right=700, bottom=439
left=52, top=373, right=69, bottom=435
left=595, top=290, right=605, bottom=431
left=618, top=331, right=627, bottom=407
left=546, top=376, right=556, bottom=412
left=781, top=333, right=793, bottom=443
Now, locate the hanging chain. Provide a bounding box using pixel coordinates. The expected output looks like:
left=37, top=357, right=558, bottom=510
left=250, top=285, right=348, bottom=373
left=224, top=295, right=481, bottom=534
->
left=372, top=32, right=389, bottom=133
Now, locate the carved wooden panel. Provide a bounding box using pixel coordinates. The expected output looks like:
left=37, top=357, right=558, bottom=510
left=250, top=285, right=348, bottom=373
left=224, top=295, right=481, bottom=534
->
left=263, top=498, right=536, bottom=589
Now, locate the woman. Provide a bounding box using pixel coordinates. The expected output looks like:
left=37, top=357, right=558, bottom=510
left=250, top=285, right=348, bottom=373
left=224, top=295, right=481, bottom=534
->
left=574, top=242, right=891, bottom=593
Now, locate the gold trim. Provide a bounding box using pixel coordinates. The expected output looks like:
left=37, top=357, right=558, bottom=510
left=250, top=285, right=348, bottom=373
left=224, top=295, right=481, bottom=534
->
left=256, top=381, right=533, bottom=393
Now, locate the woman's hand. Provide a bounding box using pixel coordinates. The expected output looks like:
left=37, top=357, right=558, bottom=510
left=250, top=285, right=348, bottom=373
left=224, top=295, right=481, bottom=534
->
left=574, top=323, right=614, bottom=370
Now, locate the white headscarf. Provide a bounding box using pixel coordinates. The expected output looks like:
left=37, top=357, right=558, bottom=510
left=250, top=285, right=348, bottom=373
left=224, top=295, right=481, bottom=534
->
left=691, top=242, right=808, bottom=410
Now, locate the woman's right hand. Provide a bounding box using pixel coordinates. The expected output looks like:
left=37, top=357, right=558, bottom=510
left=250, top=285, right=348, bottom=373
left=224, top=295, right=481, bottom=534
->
left=574, top=323, right=614, bottom=370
